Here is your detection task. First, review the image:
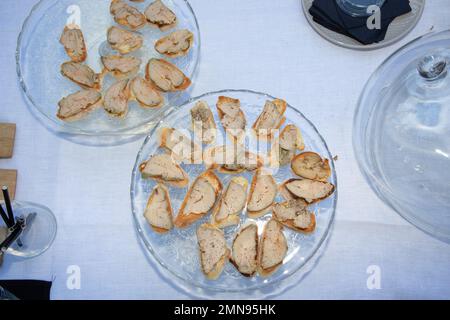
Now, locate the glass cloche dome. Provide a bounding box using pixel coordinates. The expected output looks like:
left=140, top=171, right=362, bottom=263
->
left=354, top=30, right=450, bottom=242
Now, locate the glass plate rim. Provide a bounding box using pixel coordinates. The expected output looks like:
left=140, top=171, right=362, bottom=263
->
left=130, top=88, right=339, bottom=293
left=15, top=0, right=201, bottom=136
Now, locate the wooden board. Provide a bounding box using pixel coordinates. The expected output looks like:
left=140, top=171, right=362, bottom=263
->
left=0, top=123, right=16, bottom=158
left=0, top=169, right=17, bottom=200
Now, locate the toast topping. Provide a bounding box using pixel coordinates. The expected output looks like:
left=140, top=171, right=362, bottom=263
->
left=159, top=128, right=201, bottom=163
left=155, top=29, right=194, bottom=58
left=145, top=0, right=177, bottom=30
left=140, top=153, right=187, bottom=183
left=215, top=177, right=247, bottom=222
left=291, top=152, right=331, bottom=181
left=61, top=62, right=99, bottom=89
left=146, top=58, right=191, bottom=92
left=197, top=224, right=227, bottom=275
left=283, top=179, right=334, bottom=203
left=103, top=79, right=130, bottom=117
left=260, top=220, right=287, bottom=270
left=130, top=76, right=164, bottom=108
left=101, top=55, right=141, bottom=75
left=57, top=89, right=101, bottom=121
left=191, top=101, right=216, bottom=144
left=231, top=224, right=258, bottom=276
left=216, top=96, right=246, bottom=137
left=253, top=99, right=286, bottom=136
left=110, top=0, right=146, bottom=30
left=60, top=26, right=87, bottom=63
left=279, top=124, right=304, bottom=151
left=107, top=26, right=143, bottom=54
left=144, top=184, right=173, bottom=232
left=247, top=169, right=277, bottom=213
left=183, top=177, right=216, bottom=215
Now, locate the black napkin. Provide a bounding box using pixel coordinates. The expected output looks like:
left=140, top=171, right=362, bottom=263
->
left=0, top=280, right=52, bottom=300
left=309, top=0, right=412, bottom=45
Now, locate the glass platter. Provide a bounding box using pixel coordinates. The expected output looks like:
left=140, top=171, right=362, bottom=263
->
left=16, top=0, right=200, bottom=136
left=131, top=90, right=338, bottom=297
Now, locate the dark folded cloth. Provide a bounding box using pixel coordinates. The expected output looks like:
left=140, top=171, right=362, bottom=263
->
left=0, top=280, right=52, bottom=300
left=309, top=0, right=412, bottom=45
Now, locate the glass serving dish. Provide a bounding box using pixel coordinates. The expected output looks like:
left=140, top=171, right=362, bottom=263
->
left=131, top=89, right=337, bottom=297
left=16, top=0, right=200, bottom=137
left=354, top=30, right=450, bottom=243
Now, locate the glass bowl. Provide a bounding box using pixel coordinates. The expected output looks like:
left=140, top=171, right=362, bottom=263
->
left=16, top=0, right=200, bottom=137
left=131, top=89, right=337, bottom=297
left=354, top=30, right=450, bottom=243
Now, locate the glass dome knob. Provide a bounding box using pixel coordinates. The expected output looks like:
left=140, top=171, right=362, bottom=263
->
left=417, top=54, right=447, bottom=81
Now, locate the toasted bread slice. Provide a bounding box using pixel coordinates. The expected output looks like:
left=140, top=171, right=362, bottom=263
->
left=252, top=99, right=286, bottom=139
left=203, top=145, right=263, bottom=174
left=139, top=153, right=188, bottom=187
left=146, top=58, right=191, bottom=92
left=103, top=79, right=130, bottom=117
left=57, top=89, right=102, bottom=121
left=101, top=55, right=141, bottom=79
left=107, top=26, right=143, bottom=54
left=191, top=101, right=216, bottom=145
left=61, top=62, right=100, bottom=90
left=145, top=0, right=177, bottom=31
left=280, top=178, right=335, bottom=204
left=247, top=169, right=277, bottom=218
left=110, top=0, right=146, bottom=30
left=60, top=25, right=87, bottom=63
left=230, top=223, right=258, bottom=276
left=144, top=184, right=174, bottom=233
left=159, top=127, right=201, bottom=163
left=258, top=219, right=287, bottom=277
left=273, top=199, right=316, bottom=233
left=269, top=124, right=305, bottom=167
left=155, top=29, right=194, bottom=58
left=129, top=76, right=164, bottom=108
left=197, top=223, right=229, bottom=280
left=216, top=96, right=246, bottom=140
left=211, top=177, right=248, bottom=228
left=291, top=152, right=331, bottom=182
left=174, top=170, right=222, bottom=228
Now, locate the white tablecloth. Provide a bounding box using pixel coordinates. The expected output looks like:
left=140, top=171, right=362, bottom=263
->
left=0, top=0, right=449, bottom=299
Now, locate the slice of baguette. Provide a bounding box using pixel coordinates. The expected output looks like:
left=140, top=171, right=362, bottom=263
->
left=211, top=177, right=248, bottom=228
left=272, top=199, right=316, bottom=233
left=269, top=124, right=305, bottom=167
left=230, top=223, right=258, bottom=276
left=197, top=223, right=230, bottom=280
left=258, top=219, right=288, bottom=277
left=247, top=168, right=277, bottom=218
left=291, top=152, right=331, bottom=182
left=190, top=100, right=217, bottom=145
left=139, top=153, right=188, bottom=187
left=216, top=96, right=246, bottom=141
left=159, top=127, right=201, bottom=163
left=252, top=99, right=286, bottom=139
left=203, top=145, right=263, bottom=174
left=174, top=170, right=222, bottom=228
left=144, top=184, right=173, bottom=233
left=280, top=178, right=335, bottom=204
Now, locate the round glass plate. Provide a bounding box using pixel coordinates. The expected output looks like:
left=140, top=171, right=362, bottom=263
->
left=131, top=89, right=337, bottom=297
left=302, top=0, right=424, bottom=50
left=16, top=0, right=200, bottom=136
